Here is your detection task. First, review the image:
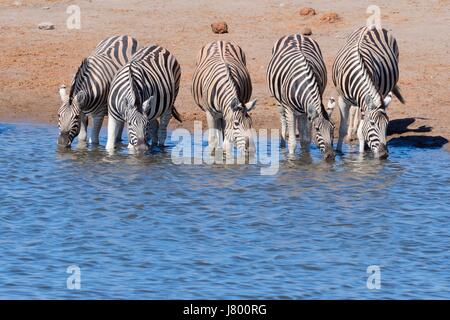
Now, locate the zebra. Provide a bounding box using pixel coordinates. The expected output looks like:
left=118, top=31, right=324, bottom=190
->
left=192, top=41, right=257, bottom=154
left=332, top=25, right=405, bottom=158
left=57, top=35, right=138, bottom=147
left=106, top=45, right=181, bottom=152
left=267, top=34, right=335, bottom=160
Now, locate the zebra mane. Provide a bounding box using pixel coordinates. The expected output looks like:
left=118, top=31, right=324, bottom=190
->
left=69, top=58, right=88, bottom=105
left=356, top=26, right=369, bottom=59
left=356, top=27, right=381, bottom=104
left=128, top=61, right=141, bottom=109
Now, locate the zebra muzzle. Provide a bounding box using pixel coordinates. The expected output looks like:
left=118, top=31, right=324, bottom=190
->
left=323, top=148, right=336, bottom=161
left=134, top=139, right=149, bottom=152
left=57, top=133, right=71, bottom=147
left=375, top=144, right=388, bottom=159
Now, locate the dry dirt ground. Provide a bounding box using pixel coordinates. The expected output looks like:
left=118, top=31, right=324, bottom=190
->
left=1, top=0, right=449, bottom=149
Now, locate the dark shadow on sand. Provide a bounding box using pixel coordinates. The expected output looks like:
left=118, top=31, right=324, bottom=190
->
left=389, top=136, right=448, bottom=149
left=388, top=118, right=432, bottom=136
left=387, top=118, right=448, bottom=149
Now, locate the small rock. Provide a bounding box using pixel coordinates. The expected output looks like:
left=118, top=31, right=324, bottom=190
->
left=38, top=22, right=55, bottom=30
left=211, top=21, right=228, bottom=34
left=299, top=7, right=316, bottom=16
left=42, top=7, right=50, bottom=10
left=301, top=27, right=312, bottom=36
left=320, top=12, right=340, bottom=23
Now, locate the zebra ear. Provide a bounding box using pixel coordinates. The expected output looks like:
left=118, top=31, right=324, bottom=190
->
left=142, top=96, right=156, bottom=116
left=327, top=97, right=336, bottom=117
left=365, top=95, right=375, bottom=111
left=59, top=85, right=68, bottom=102
left=245, top=99, right=257, bottom=112
left=383, top=92, right=393, bottom=109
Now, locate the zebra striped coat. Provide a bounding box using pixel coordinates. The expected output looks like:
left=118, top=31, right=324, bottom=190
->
left=58, top=35, right=138, bottom=147
left=192, top=41, right=257, bottom=153
left=267, top=34, right=335, bottom=159
left=332, top=26, right=404, bottom=157
left=106, top=45, right=181, bottom=151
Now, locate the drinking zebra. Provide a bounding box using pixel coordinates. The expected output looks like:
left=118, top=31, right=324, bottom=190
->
left=58, top=35, right=138, bottom=147
left=332, top=25, right=405, bottom=158
left=106, top=45, right=181, bottom=152
left=267, top=34, right=335, bottom=160
left=192, top=41, right=257, bottom=154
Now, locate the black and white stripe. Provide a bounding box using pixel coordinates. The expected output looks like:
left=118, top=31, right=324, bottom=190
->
left=57, top=35, right=138, bottom=147
left=192, top=41, right=257, bottom=154
left=106, top=45, right=181, bottom=152
left=267, top=34, right=335, bottom=159
left=332, top=26, right=405, bottom=158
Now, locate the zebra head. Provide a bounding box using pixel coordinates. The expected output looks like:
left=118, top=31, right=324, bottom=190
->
left=57, top=85, right=86, bottom=147
left=362, top=95, right=389, bottom=159
left=124, top=96, right=156, bottom=152
left=327, top=97, right=336, bottom=118
left=307, top=104, right=335, bottom=160
left=230, top=99, right=257, bottom=153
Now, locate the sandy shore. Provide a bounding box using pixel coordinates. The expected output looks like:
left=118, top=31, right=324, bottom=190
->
left=1, top=0, right=449, bottom=150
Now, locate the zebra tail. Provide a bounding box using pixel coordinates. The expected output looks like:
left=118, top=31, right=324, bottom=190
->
left=172, top=106, right=183, bottom=123
left=392, top=85, right=405, bottom=104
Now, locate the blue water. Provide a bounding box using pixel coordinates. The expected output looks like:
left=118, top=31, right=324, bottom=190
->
left=0, top=123, right=449, bottom=299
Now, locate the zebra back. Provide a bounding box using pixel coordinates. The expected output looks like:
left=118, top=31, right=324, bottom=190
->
left=92, top=35, right=139, bottom=65
left=108, top=45, right=181, bottom=122
left=267, top=34, right=328, bottom=116
left=192, top=41, right=252, bottom=114
left=332, top=26, right=400, bottom=109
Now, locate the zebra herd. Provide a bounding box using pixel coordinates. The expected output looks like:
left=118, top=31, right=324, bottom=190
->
left=58, top=25, right=404, bottom=160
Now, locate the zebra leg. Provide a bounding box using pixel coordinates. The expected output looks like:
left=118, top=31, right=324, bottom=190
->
left=157, top=110, right=171, bottom=147
left=352, top=107, right=361, bottom=141
left=78, top=113, right=88, bottom=144
left=148, top=119, right=159, bottom=147
left=115, top=121, right=124, bottom=144
left=299, top=112, right=311, bottom=151
left=206, top=111, right=218, bottom=154
left=286, top=108, right=297, bottom=154
left=106, top=117, right=121, bottom=151
left=337, top=96, right=350, bottom=152
left=278, top=104, right=287, bottom=148
left=217, top=117, right=225, bottom=148
left=357, top=117, right=365, bottom=153
left=89, top=115, right=104, bottom=145
left=347, top=106, right=357, bottom=143
left=347, top=106, right=360, bottom=143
